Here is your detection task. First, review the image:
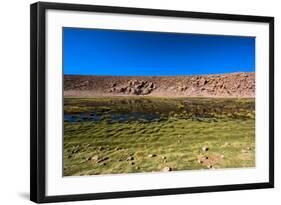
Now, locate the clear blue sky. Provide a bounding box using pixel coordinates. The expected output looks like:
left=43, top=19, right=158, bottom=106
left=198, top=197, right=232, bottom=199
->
left=63, top=27, right=255, bottom=76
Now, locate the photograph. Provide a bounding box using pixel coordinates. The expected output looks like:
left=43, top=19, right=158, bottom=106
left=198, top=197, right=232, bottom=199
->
left=63, top=28, right=256, bottom=176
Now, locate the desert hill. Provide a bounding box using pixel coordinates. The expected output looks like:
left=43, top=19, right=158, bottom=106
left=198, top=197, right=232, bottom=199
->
left=64, top=72, right=255, bottom=98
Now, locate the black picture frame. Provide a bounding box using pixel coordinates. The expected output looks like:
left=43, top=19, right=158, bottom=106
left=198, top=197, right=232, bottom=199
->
left=30, top=1, right=274, bottom=203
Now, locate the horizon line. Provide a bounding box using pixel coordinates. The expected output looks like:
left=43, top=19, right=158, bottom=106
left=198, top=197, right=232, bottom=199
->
left=64, top=71, right=255, bottom=77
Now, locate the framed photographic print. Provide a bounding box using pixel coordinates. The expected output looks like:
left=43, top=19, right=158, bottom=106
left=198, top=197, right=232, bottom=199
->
left=30, top=2, right=274, bottom=203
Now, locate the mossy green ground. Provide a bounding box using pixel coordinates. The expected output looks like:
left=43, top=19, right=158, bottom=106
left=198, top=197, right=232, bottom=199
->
left=64, top=97, right=255, bottom=176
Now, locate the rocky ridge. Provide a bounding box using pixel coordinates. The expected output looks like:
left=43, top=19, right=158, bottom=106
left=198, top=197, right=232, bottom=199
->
left=64, top=72, right=255, bottom=98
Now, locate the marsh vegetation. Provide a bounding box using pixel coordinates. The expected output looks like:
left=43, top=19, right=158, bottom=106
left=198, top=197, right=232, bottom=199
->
left=64, top=97, right=255, bottom=176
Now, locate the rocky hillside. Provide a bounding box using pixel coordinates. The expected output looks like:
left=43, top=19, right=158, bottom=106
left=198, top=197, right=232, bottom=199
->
left=64, top=72, right=255, bottom=98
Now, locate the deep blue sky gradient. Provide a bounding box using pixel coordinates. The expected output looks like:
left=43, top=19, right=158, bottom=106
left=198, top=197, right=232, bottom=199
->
left=63, top=28, right=255, bottom=76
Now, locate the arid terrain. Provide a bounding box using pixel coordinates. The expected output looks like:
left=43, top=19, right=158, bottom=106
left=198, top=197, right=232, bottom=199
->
left=64, top=72, right=255, bottom=98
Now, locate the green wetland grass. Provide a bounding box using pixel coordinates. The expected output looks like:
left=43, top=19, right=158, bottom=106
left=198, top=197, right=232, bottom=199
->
left=64, top=97, right=255, bottom=176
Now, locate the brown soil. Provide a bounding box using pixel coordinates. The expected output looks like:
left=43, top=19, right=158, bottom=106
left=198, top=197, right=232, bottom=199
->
left=64, top=72, right=255, bottom=98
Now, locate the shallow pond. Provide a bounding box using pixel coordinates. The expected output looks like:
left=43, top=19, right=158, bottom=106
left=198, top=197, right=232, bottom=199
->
left=64, top=97, right=255, bottom=123
left=64, top=112, right=161, bottom=123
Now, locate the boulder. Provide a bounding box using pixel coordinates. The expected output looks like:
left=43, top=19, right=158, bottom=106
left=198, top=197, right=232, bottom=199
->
left=90, top=155, right=99, bottom=161
left=199, top=78, right=208, bottom=86
left=148, top=154, right=157, bottom=158
left=126, top=156, right=134, bottom=161
left=162, top=167, right=172, bottom=172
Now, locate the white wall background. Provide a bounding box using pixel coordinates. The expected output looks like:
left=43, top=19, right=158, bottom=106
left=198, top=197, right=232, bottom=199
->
left=0, top=0, right=279, bottom=204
